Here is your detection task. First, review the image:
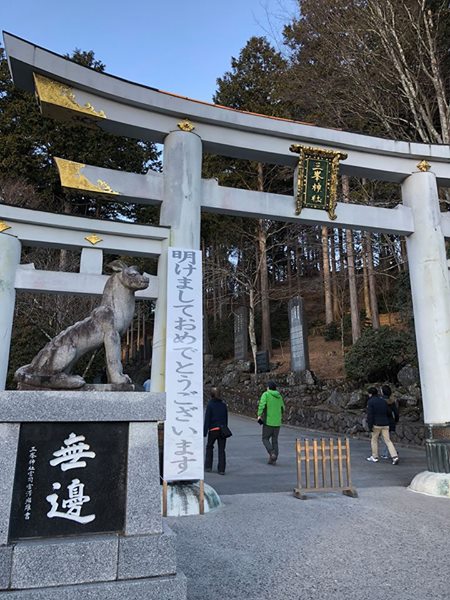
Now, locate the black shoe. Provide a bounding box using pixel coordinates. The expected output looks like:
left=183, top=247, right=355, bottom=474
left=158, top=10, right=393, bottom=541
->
left=205, top=468, right=212, bottom=473
left=218, top=471, right=225, bottom=475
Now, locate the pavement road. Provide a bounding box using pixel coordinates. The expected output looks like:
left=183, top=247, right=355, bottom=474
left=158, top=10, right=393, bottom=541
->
left=203, top=414, right=427, bottom=494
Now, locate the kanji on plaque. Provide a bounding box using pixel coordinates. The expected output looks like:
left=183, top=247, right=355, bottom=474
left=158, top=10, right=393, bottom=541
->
left=290, top=144, right=348, bottom=220
left=45, top=431, right=96, bottom=525
left=46, top=479, right=95, bottom=524
left=9, top=422, right=128, bottom=541
left=49, top=432, right=96, bottom=471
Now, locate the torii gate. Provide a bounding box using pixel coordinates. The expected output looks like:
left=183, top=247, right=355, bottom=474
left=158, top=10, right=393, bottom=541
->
left=3, top=32, right=450, bottom=495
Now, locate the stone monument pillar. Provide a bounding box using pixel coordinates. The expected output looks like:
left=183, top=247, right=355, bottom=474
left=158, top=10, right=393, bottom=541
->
left=402, top=171, right=450, bottom=496
left=0, top=233, right=21, bottom=390
left=288, top=296, right=309, bottom=373
left=234, top=306, right=248, bottom=361
left=151, top=129, right=202, bottom=392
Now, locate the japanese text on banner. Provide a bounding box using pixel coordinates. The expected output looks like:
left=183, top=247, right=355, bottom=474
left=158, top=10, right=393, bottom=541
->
left=164, top=248, right=204, bottom=481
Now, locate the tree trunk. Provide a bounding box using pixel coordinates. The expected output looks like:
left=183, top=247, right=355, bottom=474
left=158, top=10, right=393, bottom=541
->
left=286, top=245, right=293, bottom=298
left=342, top=175, right=361, bottom=343
left=400, top=237, right=408, bottom=271
left=217, top=250, right=224, bottom=321
left=362, top=243, right=372, bottom=323
left=142, top=308, right=147, bottom=361
left=321, top=225, right=333, bottom=325
left=248, top=288, right=258, bottom=376
left=136, top=305, right=141, bottom=356
left=330, top=228, right=340, bottom=320
left=295, top=242, right=302, bottom=297
left=365, top=232, right=380, bottom=329
left=212, top=246, right=218, bottom=326
left=257, top=162, right=272, bottom=356
left=130, top=321, right=134, bottom=361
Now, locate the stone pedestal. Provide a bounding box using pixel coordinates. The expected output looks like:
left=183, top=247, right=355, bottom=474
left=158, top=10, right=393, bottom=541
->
left=0, top=391, right=187, bottom=598
left=164, top=482, right=221, bottom=517
left=409, top=422, right=450, bottom=498
left=425, top=425, right=450, bottom=473
left=16, top=383, right=135, bottom=392
left=409, top=471, right=450, bottom=498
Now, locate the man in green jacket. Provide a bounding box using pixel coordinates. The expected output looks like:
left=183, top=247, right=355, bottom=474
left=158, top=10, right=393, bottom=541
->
left=257, top=380, right=285, bottom=464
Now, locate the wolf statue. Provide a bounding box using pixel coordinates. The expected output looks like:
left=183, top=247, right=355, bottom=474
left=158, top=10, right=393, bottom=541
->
left=15, top=261, right=149, bottom=390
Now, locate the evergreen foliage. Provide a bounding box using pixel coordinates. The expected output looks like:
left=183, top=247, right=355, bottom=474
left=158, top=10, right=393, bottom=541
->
left=344, top=326, right=417, bottom=382
left=208, top=316, right=235, bottom=359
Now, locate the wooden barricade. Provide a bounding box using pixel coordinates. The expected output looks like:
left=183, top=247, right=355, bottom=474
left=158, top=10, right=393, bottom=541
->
left=294, top=437, right=358, bottom=499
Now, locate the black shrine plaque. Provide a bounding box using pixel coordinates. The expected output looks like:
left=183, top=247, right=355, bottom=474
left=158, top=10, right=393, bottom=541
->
left=9, top=422, right=128, bottom=541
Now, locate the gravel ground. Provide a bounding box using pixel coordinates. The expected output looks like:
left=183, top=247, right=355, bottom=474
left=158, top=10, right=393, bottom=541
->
left=167, top=414, right=450, bottom=600
left=169, top=487, right=450, bottom=600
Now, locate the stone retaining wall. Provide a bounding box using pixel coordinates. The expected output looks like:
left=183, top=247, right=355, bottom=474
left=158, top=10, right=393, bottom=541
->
left=205, top=364, right=425, bottom=447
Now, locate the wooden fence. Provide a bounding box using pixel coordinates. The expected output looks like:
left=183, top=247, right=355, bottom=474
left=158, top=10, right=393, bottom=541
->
left=294, top=437, right=358, bottom=499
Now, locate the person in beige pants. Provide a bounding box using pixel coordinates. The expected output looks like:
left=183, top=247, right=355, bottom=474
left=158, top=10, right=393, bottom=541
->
left=366, top=387, right=399, bottom=465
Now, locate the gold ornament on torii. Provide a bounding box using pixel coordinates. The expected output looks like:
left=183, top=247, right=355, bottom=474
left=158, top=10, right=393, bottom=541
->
left=33, top=73, right=107, bottom=121
left=0, top=221, right=12, bottom=233
left=54, top=158, right=120, bottom=196
left=177, top=119, right=195, bottom=132
left=417, top=160, right=431, bottom=172
left=84, top=234, right=103, bottom=245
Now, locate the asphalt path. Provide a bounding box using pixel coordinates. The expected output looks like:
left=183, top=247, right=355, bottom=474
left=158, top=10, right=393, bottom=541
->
left=203, top=413, right=427, bottom=494
left=167, top=414, right=450, bottom=600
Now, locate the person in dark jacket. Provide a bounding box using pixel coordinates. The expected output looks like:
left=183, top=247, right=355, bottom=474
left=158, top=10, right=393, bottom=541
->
left=204, top=387, right=228, bottom=475
left=366, top=386, right=399, bottom=465
left=380, top=384, right=399, bottom=459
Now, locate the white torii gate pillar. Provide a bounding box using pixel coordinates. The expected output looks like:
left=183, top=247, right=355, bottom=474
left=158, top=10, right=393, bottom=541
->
left=151, top=129, right=202, bottom=392
left=150, top=129, right=218, bottom=515
left=402, top=171, right=450, bottom=494
left=0, top=233, right=21, bottom=390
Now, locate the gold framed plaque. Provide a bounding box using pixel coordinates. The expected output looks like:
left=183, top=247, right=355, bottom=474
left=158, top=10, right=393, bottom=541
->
left=290, top=145, right=347, bottom=220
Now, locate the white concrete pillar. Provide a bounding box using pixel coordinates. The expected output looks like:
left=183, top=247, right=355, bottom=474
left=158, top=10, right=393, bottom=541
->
left=159, top=130, right=202, bottom=248
left=151, top=130, right=202, bottom=392
left=0, top=233, right=21, bottom=390
left=150, top=238, right=168, bottom=393
left=402, top=171, right=450, bottom=424
left=80, top=248, right=103, bottom=274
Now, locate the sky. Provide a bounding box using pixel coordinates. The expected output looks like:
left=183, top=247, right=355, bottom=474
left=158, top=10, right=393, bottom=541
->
left=1, top=0, right=296, bottom=103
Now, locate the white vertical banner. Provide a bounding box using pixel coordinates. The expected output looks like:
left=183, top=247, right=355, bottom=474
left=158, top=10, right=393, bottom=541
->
left=163, top=248, right=204, bottom=481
